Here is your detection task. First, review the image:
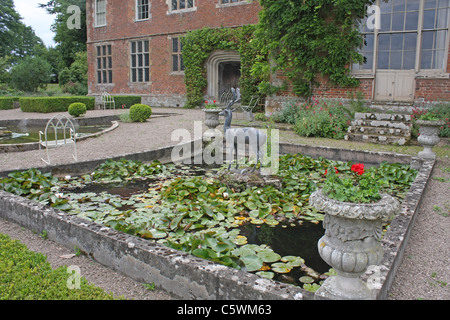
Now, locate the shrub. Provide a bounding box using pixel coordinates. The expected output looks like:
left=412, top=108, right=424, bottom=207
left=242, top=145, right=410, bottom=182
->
left=68, top=102, right=87, bottom=117
left=0, top=234, right=116, bottom=300
left=272, top=99, right=352, bottom=139
left=0, top=97, right=19, bottom=110
left=20, top=96, right=95, bottom=113
left=129, top=104, right=152, bottom=122
left=113, top=96, right=142, bottom=109
left=9, top=56, right=52, bottom=92
left=411, top=103, right=450, bottom=138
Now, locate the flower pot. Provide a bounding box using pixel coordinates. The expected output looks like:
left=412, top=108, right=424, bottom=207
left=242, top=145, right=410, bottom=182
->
left=309, top=189, right=401, bottom=300
left=203, top=109, right=222, bottom=141
left=416, top=120, right=445, bottom=159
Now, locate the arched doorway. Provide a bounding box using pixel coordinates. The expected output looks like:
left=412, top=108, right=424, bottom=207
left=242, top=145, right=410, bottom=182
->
left=205, top=50, right=241, bottom=99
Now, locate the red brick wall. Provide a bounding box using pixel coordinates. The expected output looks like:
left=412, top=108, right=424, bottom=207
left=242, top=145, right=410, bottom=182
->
left=86, top=0, right=261, bottom=101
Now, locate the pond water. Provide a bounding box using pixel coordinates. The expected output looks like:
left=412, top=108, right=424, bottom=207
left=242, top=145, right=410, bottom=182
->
left=0, top=125, right=111, bottom=144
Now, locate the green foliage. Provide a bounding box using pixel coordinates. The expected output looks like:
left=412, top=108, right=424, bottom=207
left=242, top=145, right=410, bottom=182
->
left=181, top=26, right=266, bottom=108
left=411, top=104, right=450, bottom=138
left=272, top=98, right=352, bottom=139
left=0, top=97, right=19, bottom=110
left=254, top=0, right=373, bottom=97
left=19, top=96, right=95, bottom=113
left=0, top=234, right=116, bottom=300
left=59, top=51, right=88, bottom=95
left=129, top=104, right=152, bottom=122
left=112, top=96, right=142, bottom=109
left=10, top=57, right=52, bottom=92
left=68, top=102, right=87, bottom=117
left=92, top=159, right=165, bottom=182
left=0, top=168, right=70, bottom=210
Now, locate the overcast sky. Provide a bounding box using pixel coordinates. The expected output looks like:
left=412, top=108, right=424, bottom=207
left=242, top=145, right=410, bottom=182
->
left=14, top=0, right=56, bottom=47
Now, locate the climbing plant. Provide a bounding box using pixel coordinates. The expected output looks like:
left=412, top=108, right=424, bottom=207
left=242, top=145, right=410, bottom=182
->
left=253, top=0, right=376, bottom=97
left=181, top=25, right=267, bottom=109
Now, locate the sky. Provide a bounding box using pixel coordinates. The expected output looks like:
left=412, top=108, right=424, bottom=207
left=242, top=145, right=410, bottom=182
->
left=14, top=0, right=56, bottom=47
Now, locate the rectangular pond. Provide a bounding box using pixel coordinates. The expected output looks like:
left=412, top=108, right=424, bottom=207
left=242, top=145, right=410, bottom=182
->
left=0, top=140, right=435, bottom=299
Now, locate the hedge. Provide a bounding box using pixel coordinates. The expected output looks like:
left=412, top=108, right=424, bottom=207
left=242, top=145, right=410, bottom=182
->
left=112, top=96, right=141, bottom=109
left=19, top=96, right=95, bottom=113
left=0, top=97, right=19, bottom=110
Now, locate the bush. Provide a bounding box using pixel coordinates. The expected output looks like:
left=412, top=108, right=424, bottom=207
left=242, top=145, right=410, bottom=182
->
left=0, top=97, right=19, bottom=110
left=113, top=96, right=142, bottom=109
left=272, top=99, right=352, bottom=139
left=0, top=234, right=116, bottom=300
left=20, top=96, right=95, bottom=113
left=9, top=56, right=52, bottom=92
left=129, top=104, right=152, bottom=122
left=68, top=102, right=87, bottom=117
left=411, top=103, right=450, bottom=138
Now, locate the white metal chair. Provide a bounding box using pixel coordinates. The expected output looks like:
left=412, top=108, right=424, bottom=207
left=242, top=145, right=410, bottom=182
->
left=101, top=92, right=115, bottom=109
left=39, top=114, right=78, bottom=165
left=241, top=96, right=259, bottom=113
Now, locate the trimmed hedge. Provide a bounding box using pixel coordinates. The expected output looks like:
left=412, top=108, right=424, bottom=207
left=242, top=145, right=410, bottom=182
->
left=20, top=96, right=95, bottom=113
left=0, top=97, right=19, bottom=110
left=0, top=233, right=116, bottom=300
left=129, top=104, right=152, bottom=122
left=112, top=96, right=141, bottom=109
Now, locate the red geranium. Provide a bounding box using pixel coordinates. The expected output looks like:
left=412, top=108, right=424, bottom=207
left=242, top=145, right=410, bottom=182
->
left=351, top=163, right=364, bottom=175
left=325, top=167, right=338, bottom=175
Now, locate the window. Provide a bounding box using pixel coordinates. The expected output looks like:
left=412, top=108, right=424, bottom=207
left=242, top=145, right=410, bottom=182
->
left=171, top=0, right=195, bottom=12
left=95, top=0, right=107, bottom=27
left=97, top=45, right=112, bottom=84
left=420, top=0, right=449, bottom=70
left=136, top=0, right=149, bottom=21
left=353, top=0, right=450, bottom=73
left=220, top=0, right=247, bottom=4
left=172, top=37, right=185, bottom=72
left=130, top=40, right=150, bottom=83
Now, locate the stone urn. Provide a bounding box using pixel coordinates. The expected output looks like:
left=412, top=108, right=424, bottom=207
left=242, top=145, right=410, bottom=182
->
left=203, top=109, right=222, bottom=141
left=309, top=189, right=401, bottom=300
left=416, top=119, right=445, bottom=159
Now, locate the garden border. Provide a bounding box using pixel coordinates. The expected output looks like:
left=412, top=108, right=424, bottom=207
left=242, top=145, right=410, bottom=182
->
left=0, top=141, right=434, bottom=300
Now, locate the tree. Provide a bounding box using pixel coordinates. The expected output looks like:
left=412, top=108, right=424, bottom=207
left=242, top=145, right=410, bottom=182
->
left=58, top=51, right=88, bottom=95
left=10, top=56, right=52, bottom=92
left=0, top=0, right=44, bottom=61
left=39, top=0, right=87, bottom=69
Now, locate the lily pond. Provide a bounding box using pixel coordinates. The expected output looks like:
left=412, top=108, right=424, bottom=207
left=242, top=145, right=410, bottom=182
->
left=0, top=153, right=418, bottom=292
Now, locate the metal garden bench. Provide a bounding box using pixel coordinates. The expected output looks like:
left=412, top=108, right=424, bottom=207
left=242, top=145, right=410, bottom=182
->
left=39, top=114, right=78, bottom=165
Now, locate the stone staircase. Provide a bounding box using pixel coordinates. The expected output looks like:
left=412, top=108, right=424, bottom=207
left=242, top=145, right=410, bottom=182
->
left=345, top=105, right=413, bottom=145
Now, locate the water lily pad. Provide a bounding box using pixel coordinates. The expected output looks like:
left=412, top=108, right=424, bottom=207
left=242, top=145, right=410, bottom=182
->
left=299, top=276, right=314, bottom=284
left=240, top=254, right=264, bottom=272
left=257, top=250, right=281, bottom=263
left=271, top=262, right=292, bottom=274
left=281, top=255, right=305, bottom=267
left=250, top=218, right=264, bottom=225
left=233, top=235, right=248, bottom=245
left=256, top=271, right=274, bottom=279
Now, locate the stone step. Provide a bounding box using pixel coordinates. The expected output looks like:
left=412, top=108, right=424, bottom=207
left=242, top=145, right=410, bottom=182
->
left=369, top=102, right=414, bottom=115
left=344, top=132, right=409, bottom=145
left=347, top=125, right=411, bottom=137
left=354, top=112, right=412, bottom=122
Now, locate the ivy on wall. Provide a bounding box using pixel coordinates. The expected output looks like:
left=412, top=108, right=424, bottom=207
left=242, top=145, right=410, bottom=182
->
left=253, top=0, right=376, bottom=97
left=181, top=25, right=267, bottom=109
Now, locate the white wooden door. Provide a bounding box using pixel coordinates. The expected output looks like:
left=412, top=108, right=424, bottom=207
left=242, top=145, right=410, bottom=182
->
left=374, top=70, right=415, bottom=102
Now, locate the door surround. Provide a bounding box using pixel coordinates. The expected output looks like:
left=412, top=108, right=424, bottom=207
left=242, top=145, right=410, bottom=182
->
left=205, top=50, right=241, bottom=99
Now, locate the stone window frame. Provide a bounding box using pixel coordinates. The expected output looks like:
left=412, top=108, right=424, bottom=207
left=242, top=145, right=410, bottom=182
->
left=96, top=44, right=113, bottom=84
left=169, top=35, right=185, bottom=74
left=95, top=0, right=107, bottom=27
left=135, top=0, right=151, bottom=21
left=166, top=0, right=197, bottom=15
left=216, top=0, right=253, bottom=9
left=130, top=39, right=150, bottom=83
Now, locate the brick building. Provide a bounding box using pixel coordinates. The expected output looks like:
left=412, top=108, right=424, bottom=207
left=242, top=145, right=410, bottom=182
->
left=86, top=0, right=450, bottom=108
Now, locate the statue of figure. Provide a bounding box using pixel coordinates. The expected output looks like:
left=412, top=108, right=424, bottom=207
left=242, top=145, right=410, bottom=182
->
left=219, top=88, right=266, bottom=172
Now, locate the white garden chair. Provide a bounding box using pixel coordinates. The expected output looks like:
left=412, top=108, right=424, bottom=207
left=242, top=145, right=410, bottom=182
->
left=101, top=92, right=115, bottom=109
left=39, top=114, right=77, bottom=165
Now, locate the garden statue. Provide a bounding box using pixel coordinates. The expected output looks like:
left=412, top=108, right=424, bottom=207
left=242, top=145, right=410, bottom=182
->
left=219, top=88, right=267, bottom=173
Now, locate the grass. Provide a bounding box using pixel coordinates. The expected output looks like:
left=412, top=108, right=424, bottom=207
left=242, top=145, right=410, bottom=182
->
left=0, top=233, right=118, bottom=300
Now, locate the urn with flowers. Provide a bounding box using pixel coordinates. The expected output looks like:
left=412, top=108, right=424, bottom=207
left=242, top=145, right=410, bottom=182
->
left=309, top=164, right=401, bottom=300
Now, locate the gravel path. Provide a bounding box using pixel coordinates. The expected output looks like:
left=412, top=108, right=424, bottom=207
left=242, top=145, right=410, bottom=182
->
left=0, top=107, right=448, bottom=300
